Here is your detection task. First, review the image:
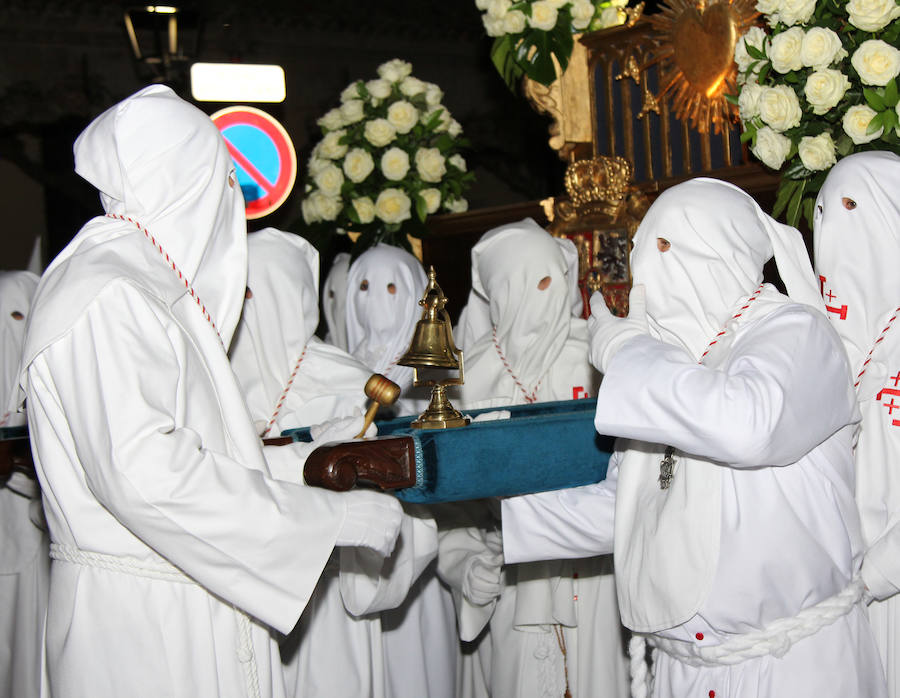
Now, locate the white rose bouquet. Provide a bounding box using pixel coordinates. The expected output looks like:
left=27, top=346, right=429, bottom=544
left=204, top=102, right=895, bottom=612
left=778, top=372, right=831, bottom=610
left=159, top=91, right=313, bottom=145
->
left=732, top=0, right=900, bottom=226
left=479, top=0, right=630, bottom=91
left=301, top=59, right=475, bottom=253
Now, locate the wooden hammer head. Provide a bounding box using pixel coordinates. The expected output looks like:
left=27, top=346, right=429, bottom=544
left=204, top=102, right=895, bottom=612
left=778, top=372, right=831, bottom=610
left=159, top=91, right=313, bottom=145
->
left=364, top=374, right=401, bottom=407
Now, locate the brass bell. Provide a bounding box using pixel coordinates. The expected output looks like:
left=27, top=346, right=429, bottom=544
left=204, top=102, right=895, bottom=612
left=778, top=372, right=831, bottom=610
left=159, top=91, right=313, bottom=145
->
left=398, top=266, right=470, bottom=430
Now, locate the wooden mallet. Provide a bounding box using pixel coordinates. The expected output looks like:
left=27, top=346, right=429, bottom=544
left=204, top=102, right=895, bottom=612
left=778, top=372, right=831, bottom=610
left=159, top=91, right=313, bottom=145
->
left=355, top=373, right=402, bottom=438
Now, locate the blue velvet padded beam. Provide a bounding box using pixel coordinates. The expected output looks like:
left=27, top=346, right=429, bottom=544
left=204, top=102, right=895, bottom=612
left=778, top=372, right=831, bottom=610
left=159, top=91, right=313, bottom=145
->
left=283, top=398, right=612, bottom=504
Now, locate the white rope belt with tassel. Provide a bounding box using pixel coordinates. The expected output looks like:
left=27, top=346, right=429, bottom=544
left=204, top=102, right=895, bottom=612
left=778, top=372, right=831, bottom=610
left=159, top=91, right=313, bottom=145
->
left=628, top=575, right=866, bottom=697
left=50, top=542, right=262, bottom=698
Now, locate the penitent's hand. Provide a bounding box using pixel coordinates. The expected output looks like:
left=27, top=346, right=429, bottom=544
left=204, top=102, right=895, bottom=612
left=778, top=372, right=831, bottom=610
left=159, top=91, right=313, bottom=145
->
left=336, top=489, right=403, bottom=557
left=587, top=284, right=649, bottom=374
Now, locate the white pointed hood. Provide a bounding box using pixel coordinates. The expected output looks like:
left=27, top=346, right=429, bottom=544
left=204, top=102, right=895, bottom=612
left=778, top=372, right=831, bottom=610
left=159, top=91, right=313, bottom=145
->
left=813, top=151, right=900, bottom=384
left=345, top=243, right=428, bottom=388
left=21, top=85, right=247, bottom=380
left=322, top=251, right=351, bottom=352
left=471, top=218, right=571, bottom=387
left=1, top=271, right=39, bottom=427
left=630, top=178, right=822, bottom=359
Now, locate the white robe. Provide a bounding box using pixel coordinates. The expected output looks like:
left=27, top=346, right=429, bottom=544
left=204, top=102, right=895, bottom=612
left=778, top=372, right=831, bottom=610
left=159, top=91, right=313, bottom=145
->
left=19, top=85, right=361, bottom=698
left=505, top=180, right=886, bottom=697
left=1, top=270, right=47, bottom=698
left=813, top=151, right=900, bottom=697
left=344, top=242, right=458, bottom=698
left=445, top=218, right=627, bottom=698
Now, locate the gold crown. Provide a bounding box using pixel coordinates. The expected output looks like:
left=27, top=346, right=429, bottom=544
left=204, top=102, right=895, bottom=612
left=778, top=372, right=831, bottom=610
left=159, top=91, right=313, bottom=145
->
left=563, top=156, right=634, bottom=219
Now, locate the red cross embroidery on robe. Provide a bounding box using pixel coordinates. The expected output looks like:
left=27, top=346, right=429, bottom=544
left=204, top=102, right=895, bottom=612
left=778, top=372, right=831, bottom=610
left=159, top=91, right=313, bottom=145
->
left=572, top=386, right=589, bottom=399
left=819, top=275, right=848, bottom=320
left=876, top=379, right=900, bottom=427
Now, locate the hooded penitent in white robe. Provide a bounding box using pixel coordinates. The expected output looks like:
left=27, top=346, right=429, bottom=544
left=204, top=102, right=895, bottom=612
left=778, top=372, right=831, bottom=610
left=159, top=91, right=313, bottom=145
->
left=440, top=218, right=626, bottom=698
left=323, top=251, right=351, bottom=352
left=229, top=227, right=438, bottom=698
left=1, top=270, right=47, bottom=698
left=16, top=85, right=401, bottom=698
left=345, top=242, right=459, bottom=698
left=813, top=151, right=900, bottom=697
left=502, top=179, right=886, bottom=698
left=229, top=228, right=370, bottom=438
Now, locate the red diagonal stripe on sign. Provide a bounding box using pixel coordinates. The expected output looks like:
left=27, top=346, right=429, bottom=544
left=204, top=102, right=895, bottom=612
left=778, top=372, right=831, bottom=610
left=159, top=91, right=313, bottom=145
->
left=224, top=138, right=276, bottom=196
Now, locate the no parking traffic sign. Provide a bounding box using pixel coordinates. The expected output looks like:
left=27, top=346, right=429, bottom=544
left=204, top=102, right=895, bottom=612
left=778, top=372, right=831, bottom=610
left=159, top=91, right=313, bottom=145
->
left=210, top=106, right=297, bottom=220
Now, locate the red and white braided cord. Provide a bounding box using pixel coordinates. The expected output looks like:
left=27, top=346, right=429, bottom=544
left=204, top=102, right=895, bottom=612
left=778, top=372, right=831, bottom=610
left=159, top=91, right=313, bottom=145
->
left=106, top=214, right=223, bottom=346
left=853, top=306, right=900, bottom=390
left=492, top=327, right=542, bottom=404
left=698, top=283, right=765, bottom=363
left=261, top=347, right=308, bottom=437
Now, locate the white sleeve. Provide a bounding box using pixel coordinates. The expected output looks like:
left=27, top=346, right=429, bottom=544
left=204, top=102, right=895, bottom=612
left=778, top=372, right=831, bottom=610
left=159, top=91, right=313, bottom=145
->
left=26, top=284, right=348, bottom=634
left=338, top=503, right=438, bottom=616
left=501, top=451, right=618, bottom=563
left=594, top=306, right=858, bottom=468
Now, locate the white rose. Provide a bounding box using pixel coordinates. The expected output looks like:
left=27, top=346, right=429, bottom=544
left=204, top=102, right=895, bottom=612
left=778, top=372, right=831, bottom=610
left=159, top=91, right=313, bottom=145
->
left=448, top=119, right=463, bottom=137
left=843, top=104, right=883, bottom=144
left=738, top=82, right=766, bottom=119
left=301, top=195, right=320, bottom=224
left=798, top=133, right=837, bottom=171
left=387, top=100, right=419, bottom=134
left=571, top=0, right=596, bottom=29
left=425, top=107, right=452, bottom=132
left=804, top=69, right=850, bottom=115
left=375, top=188, right=412, bottom=224
left=342, top=148, right=375, bottom=183
left=381, top=147, right=411, bottom=181
left=364, top=118, right=397, bottom=147
left=318, top=130, right=348, bottom=160
left=307, top=190, right=342, bottom=222
left=449, top=154, right=467, bottom=172
left=340, top=99, right=365, bottom=125
left=547, top=0, right=569, bottom=7
left=734, top=26, right=768, bottom=73
left=800, top=28, right=845, bottom=69
left=769, top=27, right=804, bottom=74
left=366, top=79, right=393, bottom=101
left=779, top=0, right=815, bottom=25
left=352, top=197, right=376, bottom=224
left=318, top=107, right=345, bottom=131
left=597, top=6, right=625, bottom=28
left=756, top=0, right=782, bottom=23
left=420, top=188, right=441, bottom=214
left=400, top=77, right=427, bottom=97
left=342, top=82, right=363, bottom=103
left=529, top=1, right=559, bottom=31
left=307, top=156, right=330, bottom=177
left=425, top=84, right=444, bottom=107
left=487, top=0, right=511, bottom=18
left=415, top=148, right=447, bottom=183
left=851, top=40, right=900, bottom=86
left=483, top=15, right=506, bottom=36
left=313, top=164, right=344, bottom=196
left=752, top=126, right=792, bottom=169
left=377, top=59, right=413, bottom=83
left=476, top=0, right=491, bottom=9
left=504, top=9, right=528, bottom=33
left=444, top=197, right=469, bottom=213
left=758, top=85, right=803, bottom=132
left=847, top=0, right=900, bottom=31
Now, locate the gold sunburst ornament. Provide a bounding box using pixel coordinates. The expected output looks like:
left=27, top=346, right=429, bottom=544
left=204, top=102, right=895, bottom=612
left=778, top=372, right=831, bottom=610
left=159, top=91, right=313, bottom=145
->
left=648, top=0, right=758, bottom=133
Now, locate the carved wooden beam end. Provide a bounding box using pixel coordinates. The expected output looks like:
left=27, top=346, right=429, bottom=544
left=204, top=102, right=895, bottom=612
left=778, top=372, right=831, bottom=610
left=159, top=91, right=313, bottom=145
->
left=302, top=435, right=417, bottom=493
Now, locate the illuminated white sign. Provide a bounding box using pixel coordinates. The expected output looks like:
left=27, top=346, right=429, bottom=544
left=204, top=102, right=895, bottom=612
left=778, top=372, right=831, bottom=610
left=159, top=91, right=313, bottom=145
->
left=190, top=63, right=286, bottom=103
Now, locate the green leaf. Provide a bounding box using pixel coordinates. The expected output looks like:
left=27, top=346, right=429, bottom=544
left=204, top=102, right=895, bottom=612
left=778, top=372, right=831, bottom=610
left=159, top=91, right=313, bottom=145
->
left=746, top=43, right=766, bottom=60
left=773, top=179, right=799, bottom=220
left=785, top=179, right=807, bottom=228
left=864, top=87, right=887, bottom=112
left=415, top=193, right=428, bottom=223
left=802, top=196, right=816, bottom=230
left=885, top=79, right=899, bottom=108
left=724, top=93, right=739, bottom=105
left=784, top=159, right=814, bottom=180
left=867, top=111, right=885, bottom=135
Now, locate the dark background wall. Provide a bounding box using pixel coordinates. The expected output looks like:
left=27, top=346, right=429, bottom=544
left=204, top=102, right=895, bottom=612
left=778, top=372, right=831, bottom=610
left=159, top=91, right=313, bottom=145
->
left=0, top=0, right=574, bottom=270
